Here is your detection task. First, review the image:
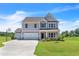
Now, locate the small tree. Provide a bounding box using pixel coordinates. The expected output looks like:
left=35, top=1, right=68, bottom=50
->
left=75, top=28, right=79, bottom=36
left=57, top=34, right=65, bottom=41
left=69, top=30, right=75, bottom=37
left=61, top=31, right=69, bottom=37
left=6, top=28, right=11, bottom=41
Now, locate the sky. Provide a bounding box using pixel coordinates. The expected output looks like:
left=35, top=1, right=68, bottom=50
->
left=0, top=3, right=79, bottom=32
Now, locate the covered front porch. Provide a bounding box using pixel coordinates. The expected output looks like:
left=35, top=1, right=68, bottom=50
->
left=39, top=30, right=59, bottom=40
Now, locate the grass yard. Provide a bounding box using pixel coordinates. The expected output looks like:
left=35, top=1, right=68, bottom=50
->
left=0, top=36, right=11, bottom=47
left=34, top=37, right=79, bottom=56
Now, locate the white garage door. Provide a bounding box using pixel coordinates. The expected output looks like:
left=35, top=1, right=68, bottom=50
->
left=24, top=33, right=38, bottom=40
left=15, top=33, right=21, bottom=39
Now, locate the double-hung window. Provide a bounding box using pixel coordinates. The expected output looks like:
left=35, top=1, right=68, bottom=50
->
left=25, top=24, right=28, bottom=28
left=49, top=33, right=55, bottom=38
left=51, top=24, right=53, bottom=28
left=49, top=24, right=51, bottom=28
left=49, top=33, right=53, bottom=38
left=53, top=24, right=55, bottom=29
left=34, top=24, right=37, bottom=28
left=41, top=23, right=46, bottom=28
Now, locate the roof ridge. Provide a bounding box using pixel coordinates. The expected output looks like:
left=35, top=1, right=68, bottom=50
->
left=23, top=13, right=58, bottom=22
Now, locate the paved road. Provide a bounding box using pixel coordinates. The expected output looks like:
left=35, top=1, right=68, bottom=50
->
left=0, top=40, right=38, bottom=56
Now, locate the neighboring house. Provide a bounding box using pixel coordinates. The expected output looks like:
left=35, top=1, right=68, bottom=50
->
left=15, top=13, right=60, bottom=40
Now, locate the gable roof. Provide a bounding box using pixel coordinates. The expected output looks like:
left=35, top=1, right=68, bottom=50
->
left=44, top=13, right=58, bottom=22
left=23, top=17, right=45, bottom=22
left=15, top=28, right=22, bottom=33
left=22, top=13, right=58, bottom=22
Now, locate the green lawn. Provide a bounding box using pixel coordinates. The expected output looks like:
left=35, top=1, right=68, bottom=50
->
left=34, top=37, right=79, bottom=56
left=0, top=36, right=11, bottom=47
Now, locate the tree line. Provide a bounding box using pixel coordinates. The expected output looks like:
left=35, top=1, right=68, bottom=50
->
left=61, top=28, right=79, bottom=37
left=59, top=28, right=79, bottom=41
left=0, top=32, right=15, bottom=39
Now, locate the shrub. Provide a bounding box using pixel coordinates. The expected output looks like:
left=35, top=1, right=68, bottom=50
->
left=0, top=42, right=4, bottom=47
left=11, top=36, right=14, bottom=39
left=57, top=35, right=64, bottom=41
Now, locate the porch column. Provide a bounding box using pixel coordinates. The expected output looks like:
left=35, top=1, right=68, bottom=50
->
left=38, top=32, right=41, bottom=40
left=46, top=32, right=48, bottom=38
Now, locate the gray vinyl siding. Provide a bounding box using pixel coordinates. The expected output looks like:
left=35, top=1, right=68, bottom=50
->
left=22, top=23, right=40, bottom=30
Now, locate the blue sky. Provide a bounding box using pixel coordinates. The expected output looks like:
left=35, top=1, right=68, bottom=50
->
left=0, top=3, right=79, bottom=32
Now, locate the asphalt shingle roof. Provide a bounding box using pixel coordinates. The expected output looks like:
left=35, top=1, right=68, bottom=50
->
left=23, top=17, right=44, bottom=22
left=22, top=13, right=58, bottom=22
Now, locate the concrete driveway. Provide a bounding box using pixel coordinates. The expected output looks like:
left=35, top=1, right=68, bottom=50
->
left=0, top=40, right=38, bottom=56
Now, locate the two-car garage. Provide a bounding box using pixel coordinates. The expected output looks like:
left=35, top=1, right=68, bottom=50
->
left=15, top=28, right=39, bottom=40
left=23, top=33, right=39, bottom=40
left=15, top=32, right=39, bottom=40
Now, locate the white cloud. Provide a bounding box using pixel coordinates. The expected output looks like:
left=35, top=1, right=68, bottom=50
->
left=0, top=11, right=44, bottom=32
left=59, top=18, right=79, bottom=32
left=51, top=4, right=79, bottom=13
left=0, top=7, right=79, bottom=32
left=0, top=11, right=27, bottom=21
left=0, top=23, right=21, bottom=32
left=0, top=11, right=28, bottom=32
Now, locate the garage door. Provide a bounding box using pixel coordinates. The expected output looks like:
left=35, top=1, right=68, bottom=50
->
left=24, top=33, right=38, bottom=40
left=15, top=33, right=21, bottom=39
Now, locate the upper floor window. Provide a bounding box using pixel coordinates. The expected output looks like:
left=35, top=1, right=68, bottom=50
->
left=41, top=23, right=46, bottom=28
left=49, top=24, right=53, bottom=28
left=49, top=24, right=51, bottom=28
left=51, top=24, right=53, bottom=28
left=49, top=24, right=56, bottom=29
left=34, top=24, right=37, bottom=28
left=25, top=24, right=28, bottom=28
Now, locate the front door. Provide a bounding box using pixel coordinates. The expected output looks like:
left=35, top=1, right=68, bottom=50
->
left=41, top=33, right=45, bottom=39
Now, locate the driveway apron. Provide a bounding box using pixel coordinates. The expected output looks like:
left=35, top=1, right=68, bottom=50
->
left=0, top=40, right=38, bottom=56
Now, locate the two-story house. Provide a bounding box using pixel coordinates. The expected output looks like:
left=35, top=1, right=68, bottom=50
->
left=15, top=13, right=59, bottom=40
